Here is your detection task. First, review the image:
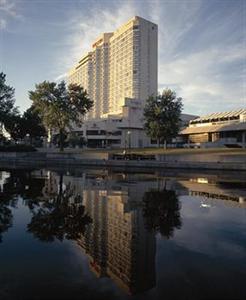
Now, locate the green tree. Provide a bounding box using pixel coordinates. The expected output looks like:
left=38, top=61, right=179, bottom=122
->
left=143, top=89, right=183, bottom=147
left=22, top=105, right=47, bottom=144
left=3, top=106, right=47, bottom=144
left=4, top=114, right=26, bottom=141
left=29, top=81, right=93, bottom=151
left=0, top=72, right=19, bottom=138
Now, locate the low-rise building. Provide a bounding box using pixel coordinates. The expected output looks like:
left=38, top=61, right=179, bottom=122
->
left=180, top=109, right=246, bottom=148
left=70, top=98, right=197, bottom=149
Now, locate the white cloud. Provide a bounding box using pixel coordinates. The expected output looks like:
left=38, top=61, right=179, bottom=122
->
left=52, top=0, right=245, bottom=114
left=152, top=0, right=246, bottom=114
left=54, top=72, right=67, bottom=82
left=158, top=43, right=246, bottom=114
left=54, top=0, right=137, bottom=74
left=0, top=0, right=22, bottom=30
left=0, top=18, right=6, bottom=29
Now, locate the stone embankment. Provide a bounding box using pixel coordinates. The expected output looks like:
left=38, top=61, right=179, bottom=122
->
left=0, top=150, right=246, bottom=171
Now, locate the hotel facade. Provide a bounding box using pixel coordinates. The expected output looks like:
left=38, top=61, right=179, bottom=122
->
left=69, top=16, right=157, bottom=120
left=68, top=16, right=160, bottom=148
left=68, top=16, right=197, bottom=148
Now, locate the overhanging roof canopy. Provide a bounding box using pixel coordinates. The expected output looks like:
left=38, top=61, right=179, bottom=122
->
left=180, top=122, right=246, bottom=135
left=190, top=108, right=246, bottom=125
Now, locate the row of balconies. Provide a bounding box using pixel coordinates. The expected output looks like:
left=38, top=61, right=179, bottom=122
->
left=75, top=59, right=140, bottom=75
left=109, top=87, right=139, bottom=94
left=111, top=37, right=139, bottom=46
left=109, top=83, right=139, bottom=90
left=110, top=30, right=135, bottom=43
left=111, top=33, right=139, bottom=47
left=111, top=59, right=140, bottom=65
left=109, top=79, right=133, bottom=86
left=110, top=40, right=134, bottom=49
left=110, top=42, right=137, bottom=50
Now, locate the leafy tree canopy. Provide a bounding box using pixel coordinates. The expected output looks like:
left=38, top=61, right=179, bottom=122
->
left=4, top=114, right=26, bottom=141
left=29, top=81, right=93, bottom=150
left=0, top=72, right=19, bottom=138
left=144, top=89, right=183, bottom=146
left=22, top=105, right=47, bottom=139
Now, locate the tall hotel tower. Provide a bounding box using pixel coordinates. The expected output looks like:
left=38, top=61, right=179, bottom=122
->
left=68, top=16, right=158, bottom=120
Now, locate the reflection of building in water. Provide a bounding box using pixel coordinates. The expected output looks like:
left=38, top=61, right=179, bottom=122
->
left=38, top=171, right=185, bottom=294
left=79, top=190, right=108, bottom=277
left=179, top=178, right=246, bottom=208
left=106, top=191, right=156, bottom=294
left=76, top=182, right=156, bottom=295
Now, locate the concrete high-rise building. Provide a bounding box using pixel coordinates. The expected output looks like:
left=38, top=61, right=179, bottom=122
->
left=67, top=16, right=197, bottom=148
left=68, top=16, right=158, bottom=120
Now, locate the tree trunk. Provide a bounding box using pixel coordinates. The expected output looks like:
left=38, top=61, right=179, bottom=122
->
left=157, top=138, right=160, bottom=148
left=163, top=140, right=167, bottom=149
left=59, top=128, right=64, bottom=152
left=57, top=174, right=63, bottom=204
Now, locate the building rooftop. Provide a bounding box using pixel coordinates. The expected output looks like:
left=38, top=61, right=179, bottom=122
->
left=181, top=120, right=246, bottom=135
left=190, top=108, right=246, bottom=125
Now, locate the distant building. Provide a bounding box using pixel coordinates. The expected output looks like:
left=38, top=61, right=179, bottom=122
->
left=71, top=99, right=196, bottom=148
left=178, top=177, right=246, bottom=207
left=180, top=108, right=246, bottom=148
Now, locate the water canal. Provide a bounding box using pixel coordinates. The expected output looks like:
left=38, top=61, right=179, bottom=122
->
left=0, top=167, right=245, bottom=300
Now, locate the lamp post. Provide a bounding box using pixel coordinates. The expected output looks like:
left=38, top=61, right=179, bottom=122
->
left=26, top=133, right=30, bottom=145
left=127, top=130, right=131, bottom=153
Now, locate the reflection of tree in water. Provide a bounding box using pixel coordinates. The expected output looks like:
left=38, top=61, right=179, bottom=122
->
left=142, top=188, right=181, bottom=239
left=0, top=171, right=18, bottom=243
left=0, top=205, right=12, bottom=243
left=1, top=170, right=45, bottom=201
left=27, top=174, right=92, bottom=242
left=0, top=169, right=45, bottom=243
left=0, top=169, right=44, bottom=243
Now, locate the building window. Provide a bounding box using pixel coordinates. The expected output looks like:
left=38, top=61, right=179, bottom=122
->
left=86, top=130, right=106, bottom=135
left=111, top=131, right=122, bottom=136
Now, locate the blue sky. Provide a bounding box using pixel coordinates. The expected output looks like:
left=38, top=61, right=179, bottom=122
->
left=0, top=0, right=245, bottom=115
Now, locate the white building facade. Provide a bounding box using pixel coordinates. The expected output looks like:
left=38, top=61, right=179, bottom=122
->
left=69, top=16, right=158, bottom=120
left=68, top=16, right=161, bottom=148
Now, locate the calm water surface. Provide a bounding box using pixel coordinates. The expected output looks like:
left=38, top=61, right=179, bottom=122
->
left=0, top=168, right=245, bottom=300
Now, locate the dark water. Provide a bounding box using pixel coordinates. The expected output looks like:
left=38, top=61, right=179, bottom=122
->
left=0, top=167, right=245, bottom=300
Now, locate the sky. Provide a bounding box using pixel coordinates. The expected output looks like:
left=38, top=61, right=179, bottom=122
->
left=0, top=0, right=245, bottom=115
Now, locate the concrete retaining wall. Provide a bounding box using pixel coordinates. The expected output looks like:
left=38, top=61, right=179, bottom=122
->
left=156, top=153, right=246, bottom=163
left=0, top=151, right=245, bottom=171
